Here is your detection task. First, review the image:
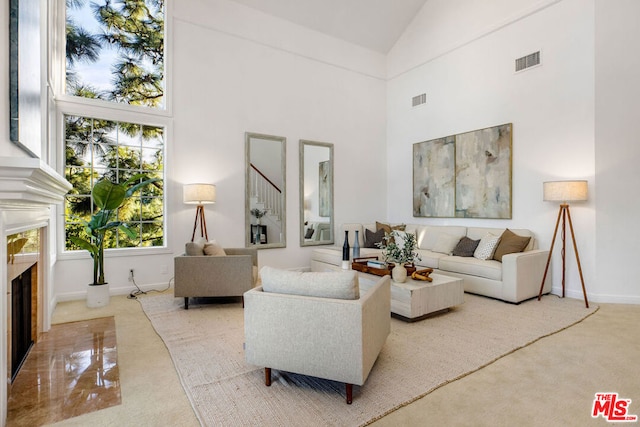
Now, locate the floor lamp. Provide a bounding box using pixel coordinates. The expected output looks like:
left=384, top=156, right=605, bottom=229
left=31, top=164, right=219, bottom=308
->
left=538, top=180, right=589, bottom=308
left=184, top=183, right=216, bottom=242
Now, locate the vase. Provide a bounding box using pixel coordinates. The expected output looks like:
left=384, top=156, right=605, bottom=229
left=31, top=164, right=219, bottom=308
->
left=391, top=263, right=407, bottom=283
left=353, top=230, right=360, bottom=259
left=254, top=226, right=261, bottom=245
left=342, top=230, right=350, bottom=269
left=86, top=283, right=110, bottom=308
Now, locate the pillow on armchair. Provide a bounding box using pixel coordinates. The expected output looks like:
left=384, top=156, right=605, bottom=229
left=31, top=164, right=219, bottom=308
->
left=260, top=266, right=359, bottom=300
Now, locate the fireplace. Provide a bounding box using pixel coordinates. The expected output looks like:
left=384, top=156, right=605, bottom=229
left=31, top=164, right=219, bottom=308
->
left=1, top=158, right=72, bottom=426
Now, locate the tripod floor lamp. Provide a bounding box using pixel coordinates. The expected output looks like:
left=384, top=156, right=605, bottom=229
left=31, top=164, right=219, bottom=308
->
left=538, top=180, right=589, bottom=308
left=184, top=183, right=216, bottom=242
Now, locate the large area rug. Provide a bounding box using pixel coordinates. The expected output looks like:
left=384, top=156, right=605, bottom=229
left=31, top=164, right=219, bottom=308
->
left=140, top=293, right=597, bottom=426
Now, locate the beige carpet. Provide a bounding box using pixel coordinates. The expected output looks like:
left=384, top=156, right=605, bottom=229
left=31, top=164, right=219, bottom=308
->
left=139, top=293, right=597, bottom=427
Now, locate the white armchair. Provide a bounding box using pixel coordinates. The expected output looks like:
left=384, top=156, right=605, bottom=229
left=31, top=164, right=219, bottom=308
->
left=244, top=267, right=390, bottom=404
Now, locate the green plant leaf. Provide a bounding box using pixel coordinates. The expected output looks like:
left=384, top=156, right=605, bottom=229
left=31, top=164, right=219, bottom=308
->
left=69, top=236, right=99, bottom=256
left=93, top=179, right=126, bottom=210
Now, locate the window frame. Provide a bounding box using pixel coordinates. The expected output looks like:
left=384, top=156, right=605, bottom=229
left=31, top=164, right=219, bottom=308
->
left=56, top=100, right=172, bottom=259
left=53, top=0, right=173, bottom=259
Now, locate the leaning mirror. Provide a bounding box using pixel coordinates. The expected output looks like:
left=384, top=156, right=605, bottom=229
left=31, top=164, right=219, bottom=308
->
left=245, top=132, right=286, bottom=249
left=299, top=140, right=334, bottom=246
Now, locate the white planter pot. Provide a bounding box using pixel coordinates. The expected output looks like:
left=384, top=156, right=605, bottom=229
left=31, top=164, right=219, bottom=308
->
left=86, top=283, right=110, bottom=308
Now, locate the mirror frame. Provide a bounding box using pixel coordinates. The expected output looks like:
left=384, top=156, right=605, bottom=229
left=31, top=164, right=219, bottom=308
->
left=299, top=139, right=334, bottom=247
left=245, top=132, right=287, bottom=249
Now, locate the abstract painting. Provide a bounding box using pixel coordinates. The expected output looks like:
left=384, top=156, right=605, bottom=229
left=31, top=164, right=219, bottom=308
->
left=413, top=123, right=512, bottom=219
left=318, top=160, right=331, bottom=217
left=413, top=136, right=455, bottom=217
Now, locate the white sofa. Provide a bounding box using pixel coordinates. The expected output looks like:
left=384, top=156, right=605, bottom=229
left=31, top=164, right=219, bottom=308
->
left=311, top=223, right=551, bottom=304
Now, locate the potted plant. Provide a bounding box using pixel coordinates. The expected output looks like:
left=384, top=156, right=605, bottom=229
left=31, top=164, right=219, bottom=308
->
left=70, top=174, right=158, bottom=307
left=377, top=230, right=421, bottom=283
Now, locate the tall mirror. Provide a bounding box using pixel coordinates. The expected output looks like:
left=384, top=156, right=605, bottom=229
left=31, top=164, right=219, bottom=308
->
left=245, top=132, right=286, bottom=249
left=299, top=140, right=334, bottom=246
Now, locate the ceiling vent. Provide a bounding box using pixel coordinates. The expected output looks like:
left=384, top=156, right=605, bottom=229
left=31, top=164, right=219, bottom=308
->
left=412, top=93, right=426, bottom=107
left=515, top=51, right=541, bottom=72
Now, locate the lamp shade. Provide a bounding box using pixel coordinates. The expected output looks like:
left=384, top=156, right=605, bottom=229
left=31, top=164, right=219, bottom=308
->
left=543, top=180, right=588, bottom=202
left=183, top=183, right=216, bottom=204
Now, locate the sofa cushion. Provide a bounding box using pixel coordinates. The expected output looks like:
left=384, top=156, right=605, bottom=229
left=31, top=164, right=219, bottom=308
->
left=417, top=226, right=466, bottom=250
left=493, top=229, right=531, bottom=262
left=415, top=250, right=448, bottom=269
left=452, top=236, right=480, bottom=257
left=185, top=242, right=204, bottom=256
left=260, top=266, right=359, bottom=300
left=204, top=241, right=226, bottom=256
left=439, top=256, right=503, bottom=281
left=432, top=233, right=460, bottom=255
left=473, top=233, right=501, bottom=260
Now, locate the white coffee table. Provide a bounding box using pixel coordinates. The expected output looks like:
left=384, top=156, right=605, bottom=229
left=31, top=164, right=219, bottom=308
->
left=358, top=272, right=464, bottom=321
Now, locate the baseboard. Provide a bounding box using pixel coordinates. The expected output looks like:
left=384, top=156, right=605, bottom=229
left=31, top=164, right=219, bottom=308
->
left=552, top=286, right=640, bottom=305
left=55, top=280, right=174, bottom=302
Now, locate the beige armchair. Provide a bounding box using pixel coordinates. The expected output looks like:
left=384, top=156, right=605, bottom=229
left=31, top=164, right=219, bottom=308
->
left=174, top=246, right=257, bottom=309
left=244, top=267, right=390, bottom=404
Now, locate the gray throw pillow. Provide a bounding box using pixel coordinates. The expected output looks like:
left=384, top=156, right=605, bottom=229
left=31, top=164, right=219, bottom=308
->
left=452, top=237, right=480, bottom=257
left=364, top=228, right=385, bottom=248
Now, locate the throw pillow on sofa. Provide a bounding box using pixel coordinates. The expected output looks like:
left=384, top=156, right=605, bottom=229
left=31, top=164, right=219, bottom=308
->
left=204, top=241, right=226, bottom=256
left=364, top=228, right=385, bottom=248
left=452, top=236, right=480, bottom=257
left=492, top=229, right=531, bottom=262
left=473, top=233, right=501, bottom=260
left=260, top=266, right=360, bottom=300
left=185, top=242, right=205, bottom=256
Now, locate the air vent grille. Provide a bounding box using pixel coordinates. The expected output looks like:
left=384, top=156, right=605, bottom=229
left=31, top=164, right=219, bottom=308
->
left=515, top=51, right=541, bottom=72
left=412, top=93, right=426, bottom=107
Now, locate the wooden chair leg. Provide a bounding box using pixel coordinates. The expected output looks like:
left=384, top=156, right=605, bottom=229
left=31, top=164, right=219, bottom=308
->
left=184, top=297, right=189, bottom=310
left=346, top=383, right=353, bottom=404
left=265, top=368, right=271, bottom=386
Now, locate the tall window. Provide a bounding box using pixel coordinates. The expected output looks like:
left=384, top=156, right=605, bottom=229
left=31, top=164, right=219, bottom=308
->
left=64, top=116, right=164, bottom=250
left=65, top=0, right=165, bottom=108
left=61, top=0, right=166, bottom=252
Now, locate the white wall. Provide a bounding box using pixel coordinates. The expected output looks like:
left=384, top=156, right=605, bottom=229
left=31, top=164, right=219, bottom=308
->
left=387, top=0, right=602, bottom=301
left=594, top=0, right=640, bottom=303
left=53, top=0, right=388, bottom=297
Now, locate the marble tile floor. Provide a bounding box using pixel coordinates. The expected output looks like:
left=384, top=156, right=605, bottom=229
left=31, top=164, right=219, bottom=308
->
left=6, top=316, right=121, bottom=426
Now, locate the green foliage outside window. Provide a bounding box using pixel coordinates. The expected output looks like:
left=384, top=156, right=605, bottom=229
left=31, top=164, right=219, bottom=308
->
left=64, top=116, right=164, bottom=251
left=63, top=0, right=166, bottom=252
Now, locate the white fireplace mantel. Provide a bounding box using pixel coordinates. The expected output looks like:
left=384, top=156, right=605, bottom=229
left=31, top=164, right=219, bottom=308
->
left=0, top=157, right=72, bottom=207
left=1, top=156, right=71, bottom=426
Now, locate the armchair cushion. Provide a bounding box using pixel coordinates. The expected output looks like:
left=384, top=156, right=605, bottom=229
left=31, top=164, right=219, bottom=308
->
left=260, top=266, right=359, bottom=300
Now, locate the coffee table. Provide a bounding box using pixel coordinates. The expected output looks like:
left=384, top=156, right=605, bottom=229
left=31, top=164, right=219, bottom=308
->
left=358, top=272, right=464, bottom=321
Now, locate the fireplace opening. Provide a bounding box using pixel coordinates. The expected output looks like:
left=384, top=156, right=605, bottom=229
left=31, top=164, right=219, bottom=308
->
left=11, top=264, right=35, bottom=382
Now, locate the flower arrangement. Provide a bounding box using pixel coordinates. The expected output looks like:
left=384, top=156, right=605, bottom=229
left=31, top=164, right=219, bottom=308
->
left=377, top=230, right=421, bottom=265
left=250, top=208, right=267, bottom=219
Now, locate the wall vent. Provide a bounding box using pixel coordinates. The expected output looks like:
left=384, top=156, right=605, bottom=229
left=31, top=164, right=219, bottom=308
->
left=515, top=51, right=541, bottom=72
left=412, top=93, right=426, bottom=107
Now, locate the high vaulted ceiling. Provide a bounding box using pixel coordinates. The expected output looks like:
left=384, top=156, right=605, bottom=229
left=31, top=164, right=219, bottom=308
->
left=227, top=0, right=429, bottom=53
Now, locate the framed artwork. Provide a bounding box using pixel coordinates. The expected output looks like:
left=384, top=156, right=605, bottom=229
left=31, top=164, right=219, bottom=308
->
left=413, top=123, right=512, bottom=219
left=318, top=160, right=331, bottom=217
left=413, top=136, right=455, bottom=217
